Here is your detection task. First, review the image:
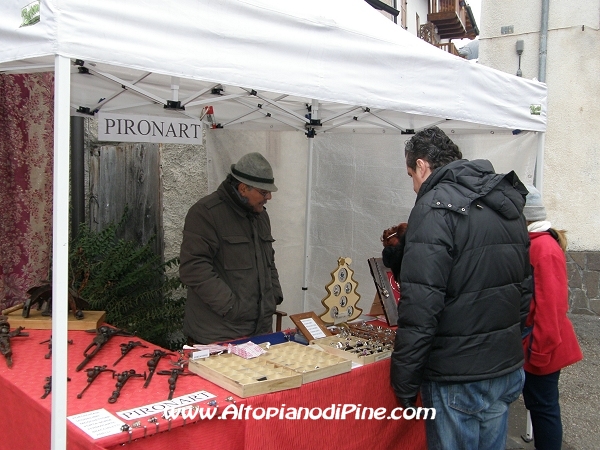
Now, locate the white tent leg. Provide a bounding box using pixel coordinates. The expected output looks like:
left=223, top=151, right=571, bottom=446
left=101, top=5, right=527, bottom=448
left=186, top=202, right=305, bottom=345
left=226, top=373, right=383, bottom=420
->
left=301, top=137, right=315, bottom=312
left=51, top=54, right=71, bottom=450
left=522, top=410, right=534, bottom=443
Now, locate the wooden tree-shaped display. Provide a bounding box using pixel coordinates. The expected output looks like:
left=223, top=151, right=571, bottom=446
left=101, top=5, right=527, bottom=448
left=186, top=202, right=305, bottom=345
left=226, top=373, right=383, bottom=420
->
left=319, top=257, right=362, bottom=324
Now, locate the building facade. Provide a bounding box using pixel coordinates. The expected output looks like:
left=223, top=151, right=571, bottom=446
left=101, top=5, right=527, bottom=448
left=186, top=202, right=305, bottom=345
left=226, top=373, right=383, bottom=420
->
left=477, top=0, right=600, bottom=315
left=368, top=0, right=478, bottom=55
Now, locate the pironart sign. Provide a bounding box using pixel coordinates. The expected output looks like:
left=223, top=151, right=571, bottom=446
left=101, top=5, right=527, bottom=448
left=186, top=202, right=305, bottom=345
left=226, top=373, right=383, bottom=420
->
left=97, top=112, right=203, bottom=145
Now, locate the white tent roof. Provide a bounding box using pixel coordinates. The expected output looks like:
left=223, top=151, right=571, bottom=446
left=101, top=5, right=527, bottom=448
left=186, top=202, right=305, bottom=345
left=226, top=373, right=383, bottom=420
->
left=1, top=0, right=546, bottom=133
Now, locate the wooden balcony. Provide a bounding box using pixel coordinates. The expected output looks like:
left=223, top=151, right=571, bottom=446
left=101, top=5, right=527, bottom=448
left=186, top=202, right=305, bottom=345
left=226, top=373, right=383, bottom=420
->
left=419, top=23, right=464, bottom=58
left=436, top=42, right=461, bottom=57
left=419, top=22, right=439, bottom=46
left=427, top=0, right=477, bottom=40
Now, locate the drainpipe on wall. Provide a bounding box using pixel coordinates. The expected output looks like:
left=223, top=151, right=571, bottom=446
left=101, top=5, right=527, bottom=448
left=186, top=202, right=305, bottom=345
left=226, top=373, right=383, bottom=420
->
left=539, top=0, right=549, bottom=83
left=70, top=116, right=85, bottom=239
left=535, top=0, right=549, bottom=192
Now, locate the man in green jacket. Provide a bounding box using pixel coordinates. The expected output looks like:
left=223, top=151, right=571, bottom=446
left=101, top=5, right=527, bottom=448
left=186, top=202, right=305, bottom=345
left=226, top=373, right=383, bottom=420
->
left=180, top=153, right=284, bottom=344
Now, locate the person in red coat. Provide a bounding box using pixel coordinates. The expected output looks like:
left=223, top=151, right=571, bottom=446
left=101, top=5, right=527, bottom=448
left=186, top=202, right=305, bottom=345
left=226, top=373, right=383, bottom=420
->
left=522, top=185, right=583, bottom=450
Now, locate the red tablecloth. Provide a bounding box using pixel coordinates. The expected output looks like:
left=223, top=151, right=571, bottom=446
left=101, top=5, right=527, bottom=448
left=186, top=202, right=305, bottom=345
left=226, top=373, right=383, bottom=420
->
left=0, top=328, right=426, bottom=450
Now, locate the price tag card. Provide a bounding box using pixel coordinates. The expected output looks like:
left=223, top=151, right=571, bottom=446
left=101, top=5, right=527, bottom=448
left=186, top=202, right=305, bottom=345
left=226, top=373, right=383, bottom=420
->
left=290, top=311, right=332, bottom=341
left=68, top=408, right=126, bottom=440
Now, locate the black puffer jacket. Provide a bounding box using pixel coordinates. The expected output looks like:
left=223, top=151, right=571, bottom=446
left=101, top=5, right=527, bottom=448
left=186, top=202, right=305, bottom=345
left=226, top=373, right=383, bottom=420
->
left=391, top=159, right=531, bottom=400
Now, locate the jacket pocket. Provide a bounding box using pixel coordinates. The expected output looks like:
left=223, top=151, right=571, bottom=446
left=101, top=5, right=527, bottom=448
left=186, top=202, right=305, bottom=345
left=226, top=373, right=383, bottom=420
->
left=222, top=235, right=253, bottom=270
left=259, top=234, right=275, bottom=267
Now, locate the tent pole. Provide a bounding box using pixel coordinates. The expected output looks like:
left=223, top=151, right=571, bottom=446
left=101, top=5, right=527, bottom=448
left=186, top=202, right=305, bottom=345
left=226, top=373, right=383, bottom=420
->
left=301, top=136, right=315, bottom=312
left=51, top=55, right=71, bottom=450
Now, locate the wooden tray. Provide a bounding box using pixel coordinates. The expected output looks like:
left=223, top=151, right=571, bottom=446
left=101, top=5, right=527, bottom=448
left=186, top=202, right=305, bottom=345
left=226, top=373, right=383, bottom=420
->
left=261, top=341, right=351, bottom=383
left=309, top=335, right=392, bottom=365
left=188, top=353, right=302, bottom=398
left=4, top=309, right=106, bottom=330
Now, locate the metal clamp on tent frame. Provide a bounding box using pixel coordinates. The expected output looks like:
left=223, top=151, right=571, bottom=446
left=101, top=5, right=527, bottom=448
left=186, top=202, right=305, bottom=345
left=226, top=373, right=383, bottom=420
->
left=76, top=106, right=94, bottom=115
left=73, top=59, right=91, bottom=76
left=304, top=103, right=321, bottom=138
left=305, top=105, right=322, bottom=127
left=164, top=100, right=185, bottom=110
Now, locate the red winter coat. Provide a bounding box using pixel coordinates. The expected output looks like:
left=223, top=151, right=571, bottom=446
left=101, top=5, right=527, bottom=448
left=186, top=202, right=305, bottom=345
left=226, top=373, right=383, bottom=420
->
left=523, top=232, right=583, bottom=375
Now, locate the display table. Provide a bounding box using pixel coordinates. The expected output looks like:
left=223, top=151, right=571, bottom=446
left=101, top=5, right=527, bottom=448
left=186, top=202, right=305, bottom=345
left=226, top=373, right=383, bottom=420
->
left=0, top=327, right=426, bottom=450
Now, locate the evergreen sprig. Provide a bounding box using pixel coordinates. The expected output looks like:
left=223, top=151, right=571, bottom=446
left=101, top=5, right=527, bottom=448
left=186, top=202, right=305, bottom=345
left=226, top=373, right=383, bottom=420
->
left=69, top=211, right=185, bottom=350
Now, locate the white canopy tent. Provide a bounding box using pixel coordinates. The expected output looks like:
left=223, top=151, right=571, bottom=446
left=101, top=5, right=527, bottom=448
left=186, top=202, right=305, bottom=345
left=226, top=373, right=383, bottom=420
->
left=0, top=0, right=547, bottom=447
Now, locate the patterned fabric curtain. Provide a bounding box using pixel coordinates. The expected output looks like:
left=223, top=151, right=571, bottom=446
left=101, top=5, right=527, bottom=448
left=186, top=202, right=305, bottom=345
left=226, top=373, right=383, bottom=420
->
left=0, top=73, right=54, bottom=311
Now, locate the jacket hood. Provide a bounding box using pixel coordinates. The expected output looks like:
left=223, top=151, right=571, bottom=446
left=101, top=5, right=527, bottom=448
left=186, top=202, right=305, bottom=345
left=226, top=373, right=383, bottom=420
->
left=419, top=159, right=528, bottom=220
left=528, top=231, right=551, bottom=242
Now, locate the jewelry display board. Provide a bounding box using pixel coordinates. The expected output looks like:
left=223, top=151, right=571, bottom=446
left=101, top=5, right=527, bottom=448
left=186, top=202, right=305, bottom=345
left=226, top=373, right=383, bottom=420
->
left=319, top=257, right=362, bottom=324
left=367, top=257, right=400, bottom=326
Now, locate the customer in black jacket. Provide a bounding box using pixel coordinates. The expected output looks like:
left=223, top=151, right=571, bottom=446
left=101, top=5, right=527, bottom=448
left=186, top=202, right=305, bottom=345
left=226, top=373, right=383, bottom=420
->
left=390, top=127, right=531, bottom=450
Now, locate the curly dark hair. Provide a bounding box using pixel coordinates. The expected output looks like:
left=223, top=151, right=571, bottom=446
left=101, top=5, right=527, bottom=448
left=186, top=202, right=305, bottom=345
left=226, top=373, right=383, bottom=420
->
left=405, top=126, right=462, bottom=171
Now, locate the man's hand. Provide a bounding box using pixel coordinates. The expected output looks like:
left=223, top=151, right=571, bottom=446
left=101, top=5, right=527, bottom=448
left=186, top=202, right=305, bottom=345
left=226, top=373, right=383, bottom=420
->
left=397, top=396, right=417, bottom=409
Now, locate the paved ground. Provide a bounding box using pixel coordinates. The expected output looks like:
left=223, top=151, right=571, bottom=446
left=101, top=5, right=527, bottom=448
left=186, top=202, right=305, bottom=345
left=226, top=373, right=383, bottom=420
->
left=506, top=314, right=600, bottom=450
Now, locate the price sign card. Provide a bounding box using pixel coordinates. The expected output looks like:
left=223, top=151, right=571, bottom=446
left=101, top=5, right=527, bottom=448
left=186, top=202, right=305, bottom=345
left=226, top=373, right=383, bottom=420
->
left=68, top=408, right=126, bottom=440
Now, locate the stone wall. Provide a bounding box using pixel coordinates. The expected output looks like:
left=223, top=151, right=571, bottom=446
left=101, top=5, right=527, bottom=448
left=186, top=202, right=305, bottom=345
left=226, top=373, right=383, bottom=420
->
left=568, top=252, right=600, bottom=315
